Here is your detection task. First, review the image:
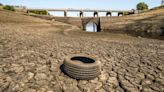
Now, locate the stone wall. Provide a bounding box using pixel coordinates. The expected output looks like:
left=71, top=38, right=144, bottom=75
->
left=54, top=17, right=82, bottom=28
left=29, top=9, right=164, bottom=39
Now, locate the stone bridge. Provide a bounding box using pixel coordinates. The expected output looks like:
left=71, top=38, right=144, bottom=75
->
left=50, top=17, right=101, bottom=31
left=27, top=8, right=139, bottom=32
left=31, top=15, right=130, bottom=32
left=27, top=8, right=136, bottom=17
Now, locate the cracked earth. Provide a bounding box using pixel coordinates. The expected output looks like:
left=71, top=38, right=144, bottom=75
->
left=0, top=10, right=164, bottom=92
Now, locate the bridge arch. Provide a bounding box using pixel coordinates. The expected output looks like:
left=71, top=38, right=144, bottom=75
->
left=106, top=11, right=111, bottom=16
left=82, top=18, right=101, bottom=32
left=80, top=11, right=83, bottom=17
left=86, top=22, right=97, bottom=32
left=118, top=11, right=123, bottom=16
left=93, top=11, right=98, bottom=17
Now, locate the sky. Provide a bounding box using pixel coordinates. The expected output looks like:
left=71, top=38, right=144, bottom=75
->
left=0, top=0, right=162, bottom=17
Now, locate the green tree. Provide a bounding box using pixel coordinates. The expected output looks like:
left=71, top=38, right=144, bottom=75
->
left=0, top=3, right=3, bottom=6
left=137, top=2, right=148, bottom=10
left=3, top=5, right=15, bottom=11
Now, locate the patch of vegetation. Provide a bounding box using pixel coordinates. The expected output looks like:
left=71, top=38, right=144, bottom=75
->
left=137, top=2, right=148, bottom=10
left=123, top=11, right=129, bottom=15
left=27, top=10, right=49, bottom=15
left=0, top=3, right=3, bottom=6
left=3, top=5, right=15, bottom=11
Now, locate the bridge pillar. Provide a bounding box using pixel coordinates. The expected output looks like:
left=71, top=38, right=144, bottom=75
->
left=106, top=11, right=111, bottom=16
left=46, top=10, right=49, bottom=15
left=118, top=11, right=123, bottom=16
left=80, top=11, right=83, bottom=17
left=94, top=11, right=99, bottom=17
left=64, top=10, right=67, bottom=17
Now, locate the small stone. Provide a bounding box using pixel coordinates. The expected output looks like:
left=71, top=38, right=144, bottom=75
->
left=47, top=90, right=54, bottom=92
left=28, top=72, right=34, bottom=80
left=99, top=71, right=109, bottom=82
left=157, top=65, right=163, bottom=71
left=36, top=80, right=49, bottom=86
left=90, top=78, right=98, bottom=83
left=78, top=80, right=88, bottom=85
left=63, top=84, right=81, bottom=92
left=118, top=76, right=139, bottom=92
left=146, top=74, right=155, bottom=80
left=142, top=87, right=155, bottom=92
left=107, top=77, right=118, bottom=87
left=38, top=87, right=47, bottom=92
left=0, top=82, right=10, bottom=92
left=36, top=65, right=49, bottom=73
left=103, top=84, right=115, bottom=92
left=136, top=72, right=145, bottom=79
left=34, top=73, right=47, bottom=80
left=24, top=89, right=36, bottom=92
left=155, top=78, right=164, bottom=85
left=109, top=71, right=117, bottom=77
left=141, top=79, right=152, bottom=85
left=11, top=64, right=24, bottom=73
left=78, top=82, right=102, bottom=91
left=96, top=88, right=106, bottom=92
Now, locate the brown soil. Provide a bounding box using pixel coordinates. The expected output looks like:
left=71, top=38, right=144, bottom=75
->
left=0, top=9, right=164, bottom=92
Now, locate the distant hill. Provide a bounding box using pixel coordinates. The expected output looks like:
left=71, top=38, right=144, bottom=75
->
left=101, top=6, right=164, bottom=39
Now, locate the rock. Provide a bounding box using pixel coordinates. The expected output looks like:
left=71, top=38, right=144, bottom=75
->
left=63, top=84, right=81, bottom=92
left=109, top=71, right=117, bottom=77
left=38, top=87, right=47, bottom=92
left=34, top=73, right=47, bottom=80
left=115, top=87, right=125, bottom=92
left=141, top=79, right=152, bottom=86
left=24, top=63, right=36, bottom=71
left=107, top=77, right=119, bottom=87
left=0, top=82, right=10, bottom=92
left=125, top=75, right=134, bottom=82
left=146, top=74, right=155, bottom=80
left=136, top=72, right=145, bottom=79
left=150, top=82, right=164, bottom=91
left=78, top=82, right=102, bottom=92
left=11, top=64, right=24, bottom=73
left=6, top=82, right=20, bottom=92
left=27, top=72, right=34, bottom=80
left=155, top=78, right=164, bottom=85
left=23, top=89, right=37, bottom=92
left=36, top=65, right=49, bottom=73
left=90, top=78, right=98, bottom=83
left=142, top=87, right=155, bottom=92
left=157, top=65, right=163, bottom=71
left=78, top=80, right=88, bottom=85
left=96, top=88, right=106, bottom=92
left=99, top=71, right=109, bottom=82
left=36, top=80, right=49, bottom=86
left=103, top=84, right=115, bottom=92
left=118, top=75, right=139, bottom=92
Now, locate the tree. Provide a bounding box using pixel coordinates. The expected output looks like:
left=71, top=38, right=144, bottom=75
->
left=0, top=3, right=3, bottom=6
left=3, top=5, right=15, bottom=11
left=137, top=2, right=148, bottom=10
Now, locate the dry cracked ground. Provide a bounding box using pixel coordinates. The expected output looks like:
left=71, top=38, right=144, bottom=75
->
left=0, top=10, right=164, bottom=92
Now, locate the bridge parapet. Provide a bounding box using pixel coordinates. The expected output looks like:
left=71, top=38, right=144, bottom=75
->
left=27, top=8, right=137, bottom=17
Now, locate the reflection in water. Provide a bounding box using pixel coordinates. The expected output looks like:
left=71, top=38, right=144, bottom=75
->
left=86, top=22, right=97, bottom=32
